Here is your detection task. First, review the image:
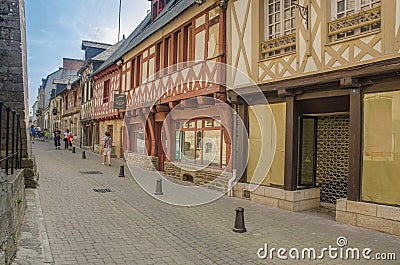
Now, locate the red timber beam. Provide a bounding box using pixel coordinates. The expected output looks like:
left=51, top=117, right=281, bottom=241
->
left=144, top=107, right=157, bottom=157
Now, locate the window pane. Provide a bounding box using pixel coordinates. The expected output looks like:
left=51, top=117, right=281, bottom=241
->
left=284, top=0, right=290, bottom=8
left=268, top=4, right=274, bottom=14
left=337, top=0, right=345, bottom=13
left=202, top=130, right=222, bottom=167
left=269, top=15, right=274, bottom=24
left=275, top=2, right=280, bottom=12
left=275, top=23, right=280, bottom=33
left=284, top=8, right=290, bottom=19
left=284, top=20, right=290, bottom=31
left=134, top=131, right=145, bottom=154
left=175, top=131, right=181, bottom=160
left=222, top=133, right=227, bottom=167
left=346, top=0, right=355, bottom=10
left=181, top=131, right=195, bottom=163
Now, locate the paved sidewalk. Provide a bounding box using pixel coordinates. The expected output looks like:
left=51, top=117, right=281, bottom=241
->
left=13, top=141, right=399, bottom=264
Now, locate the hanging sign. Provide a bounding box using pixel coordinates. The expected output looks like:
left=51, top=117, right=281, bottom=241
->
left=114, top=94, right=127, bottom=110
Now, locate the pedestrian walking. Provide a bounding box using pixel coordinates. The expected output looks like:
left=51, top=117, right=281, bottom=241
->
left=44, top=129, right=49, bottom=140
left=30, top=125, right=36, bottom=144
left=101, top=131, right=112, bottom=166
left=67, top=130, right=73, bottom=151
left=63, top=129, right=70, bottom=150
left=53, top=127, right=61, bottom=149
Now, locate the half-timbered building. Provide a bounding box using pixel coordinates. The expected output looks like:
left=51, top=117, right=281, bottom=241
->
left=227, top=0, right=400, bottom=235
left=95, top=0, right=232, bottom=186
left=80, top=41, right=124, bottom=153
left=90, top=40, right=125, bottom=157
left=59, top=78, right=81, bottom=146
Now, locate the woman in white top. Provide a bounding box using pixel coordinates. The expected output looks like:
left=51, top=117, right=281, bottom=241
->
left=101, top=131, right=112, bottom=166
left=63, top=129, right=70, bottom=150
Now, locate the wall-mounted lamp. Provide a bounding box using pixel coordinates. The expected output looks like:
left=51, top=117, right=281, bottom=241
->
left=195, top=0, right=206, bottom=5
left=292, top=0, right=308, bottom=29
left=217, top=0, right=228, bottom=11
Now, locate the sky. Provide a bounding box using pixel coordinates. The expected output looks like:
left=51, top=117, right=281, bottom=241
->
left=25, top=0, right=150, bottom=113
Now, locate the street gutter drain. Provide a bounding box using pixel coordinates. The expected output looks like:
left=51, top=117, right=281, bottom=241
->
left=93, top=188, right=112, bottom=193
left=80, top=171, right=103, bottom=175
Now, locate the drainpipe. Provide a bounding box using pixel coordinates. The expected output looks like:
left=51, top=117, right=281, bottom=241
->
left=228, top=105, right=238, bottom=197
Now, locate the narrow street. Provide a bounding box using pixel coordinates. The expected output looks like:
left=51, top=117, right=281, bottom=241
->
left=14, top=141, right=399, bottom=265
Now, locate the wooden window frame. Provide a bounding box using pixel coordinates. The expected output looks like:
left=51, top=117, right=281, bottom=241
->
left=263, top=0, right=296, bottom=57
left=103, top=79, right=110, bottom=103
left=331, top=0, right=381, bottom=40
left=175, top=118, right=227, bottom=169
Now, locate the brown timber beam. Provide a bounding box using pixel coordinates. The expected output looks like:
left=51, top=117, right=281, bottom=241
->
left=284, top=96, right=298, bottom=191
left=348, top=88, right=362, bottom=201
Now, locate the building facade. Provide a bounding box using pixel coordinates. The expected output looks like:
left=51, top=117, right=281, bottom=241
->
left=226, top=0, right=400, bottom=235
left=58, top=79, right=82, bottom=146
left=92, top=63, right=124, bottom=157
left=106, top=0, right=232, bottom=186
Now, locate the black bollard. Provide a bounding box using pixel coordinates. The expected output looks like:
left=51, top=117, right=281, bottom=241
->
left=233, top=207, right=246, bottom=233
left=82, top=150, right=86, bottom=159
left=119, top=165, right=125, bottom=177
left=72, top=147, right=76, bottom=153
left=154, top=179, right=163, bottom=195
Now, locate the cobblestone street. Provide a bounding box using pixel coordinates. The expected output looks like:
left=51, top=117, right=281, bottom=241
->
left=14, top=141, right=399, bottom=265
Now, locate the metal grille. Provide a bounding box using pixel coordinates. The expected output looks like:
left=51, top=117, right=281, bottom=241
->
left=93, top=188, right=112, bottom=193
left=316, top=115, right=350, bottom=205
left=80, top=171, right=103, bottom=175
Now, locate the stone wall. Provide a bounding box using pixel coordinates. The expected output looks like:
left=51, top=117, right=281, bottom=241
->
left=0, top=170, right=26, bottom=265
left=125, top=152, right=158, bottom=171
left=233, top=183, right=320, bottom=211
left=336, top=199, right=400, bottom=236
left=0, top=0, right=29, bottom=159
left=164, top=162, right=232, bottom=193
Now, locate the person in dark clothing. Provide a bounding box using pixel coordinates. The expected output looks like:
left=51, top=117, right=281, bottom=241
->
left=53, top=127, right=61, bottom=150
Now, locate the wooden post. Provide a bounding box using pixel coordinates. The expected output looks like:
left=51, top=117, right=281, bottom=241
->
left=348, top=88, right=362, bottom=201
left=284, top=96, right=298, bottom=191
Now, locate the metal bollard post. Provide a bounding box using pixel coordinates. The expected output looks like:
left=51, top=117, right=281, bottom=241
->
left=82, top=150, right=86, bottom=159
left=72, top=147, right=76, bottom=153
left=233, top=207, right=246, bottom=233
left=119, top=165, right=125, bottom=177
left=154, top=179, right=163, bottom=195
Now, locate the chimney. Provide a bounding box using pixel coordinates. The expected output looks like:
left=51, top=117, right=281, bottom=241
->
left=63, top=58, right=85, bottom=70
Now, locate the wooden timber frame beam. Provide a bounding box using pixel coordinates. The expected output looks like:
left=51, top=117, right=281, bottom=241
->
left=227, top=57, right=400, bottom=99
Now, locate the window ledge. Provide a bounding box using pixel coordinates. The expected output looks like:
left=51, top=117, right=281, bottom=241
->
left=259, top=51, right=296, bottom=63
left=326, top=29, right=381, bottom=46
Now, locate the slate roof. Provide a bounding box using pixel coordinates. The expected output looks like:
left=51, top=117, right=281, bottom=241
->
left=50, top=69, right=80, bottom=98
left=92, top=0, right=195, bottom=76
left=92, top=39, right=125, bottom=62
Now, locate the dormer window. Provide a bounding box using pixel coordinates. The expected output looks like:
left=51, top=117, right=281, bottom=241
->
left=150, top=0, right=166, bottom=21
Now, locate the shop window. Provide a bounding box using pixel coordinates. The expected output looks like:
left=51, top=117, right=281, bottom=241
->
left=362, top=91, right=400, bottom=206
left=132, top=124, right=145, bottom=154
left=175, top=118, right=227, bottom=168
